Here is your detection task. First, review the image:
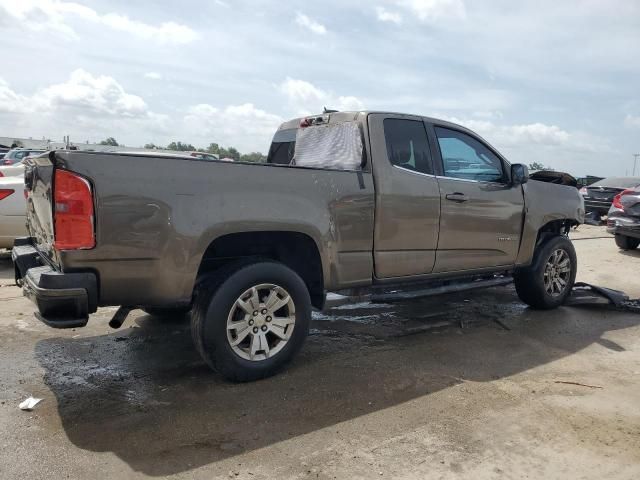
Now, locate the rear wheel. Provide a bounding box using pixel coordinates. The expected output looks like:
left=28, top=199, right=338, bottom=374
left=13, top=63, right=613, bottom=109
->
left=514, top=235, right=577, bottom=310
left=191, top=261, right=311, bottom=382
left=614, top=234, right=640, bottom=250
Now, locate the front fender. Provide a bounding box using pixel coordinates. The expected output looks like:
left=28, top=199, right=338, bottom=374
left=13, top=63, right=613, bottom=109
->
left=516, top=180, right=584, bottom=266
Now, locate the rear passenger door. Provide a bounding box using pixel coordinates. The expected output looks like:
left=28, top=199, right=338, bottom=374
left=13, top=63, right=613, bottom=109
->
left=369, top=114, right=441, bottom=278
left=429, top=124, right=524, bottom=272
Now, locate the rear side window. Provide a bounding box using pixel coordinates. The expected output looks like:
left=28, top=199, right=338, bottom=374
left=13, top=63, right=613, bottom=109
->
left=435, top=127, right=505, bottom=183
left=383, top=119, right=433, bottom=175
left=267, top=122, right=364, bottom=171
left=267, top=129, right=296, bottom=165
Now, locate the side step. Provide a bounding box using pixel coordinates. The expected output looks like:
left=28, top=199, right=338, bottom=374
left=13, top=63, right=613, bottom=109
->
left=325, top=275, right=513, bottom=308
left=371, top=276, right=513, bottom=303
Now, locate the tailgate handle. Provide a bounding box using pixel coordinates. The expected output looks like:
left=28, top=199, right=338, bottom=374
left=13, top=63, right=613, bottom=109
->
left=445, top=193, right=468, bottom=203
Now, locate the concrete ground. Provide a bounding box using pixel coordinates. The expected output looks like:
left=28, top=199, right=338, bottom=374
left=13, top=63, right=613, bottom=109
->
left=0, top=225, right=639, bottom=479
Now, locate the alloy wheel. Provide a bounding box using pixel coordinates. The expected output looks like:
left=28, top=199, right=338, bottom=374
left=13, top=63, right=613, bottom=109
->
left=226, top=283, right=296, bottom=361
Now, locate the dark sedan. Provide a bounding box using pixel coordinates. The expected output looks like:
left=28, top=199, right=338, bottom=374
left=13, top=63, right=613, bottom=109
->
left=607, top=186, right=640, bottom=250
left=580, top=176, right=640, bottom=218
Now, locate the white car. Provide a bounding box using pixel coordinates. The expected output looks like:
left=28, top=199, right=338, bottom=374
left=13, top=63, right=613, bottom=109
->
left=0, top=176, right=27, bottom=249
left=0, top=162, right=25, bottom=178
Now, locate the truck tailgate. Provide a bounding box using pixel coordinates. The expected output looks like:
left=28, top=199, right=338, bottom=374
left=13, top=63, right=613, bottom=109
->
left=23, top=154, right=57, bottom=264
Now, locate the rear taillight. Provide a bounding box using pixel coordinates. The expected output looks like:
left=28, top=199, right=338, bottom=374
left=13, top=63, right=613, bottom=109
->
left=53, top=169, right=95, bottom=250
left=0, top=189, right=14, bottom=201
left=0, top=171, right=4, bottom=177
left=612, top=189, right=633, bottom=210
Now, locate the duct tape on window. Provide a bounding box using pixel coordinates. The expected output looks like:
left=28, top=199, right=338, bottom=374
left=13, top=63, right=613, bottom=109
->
left=293, top=122, right=363, bottom=170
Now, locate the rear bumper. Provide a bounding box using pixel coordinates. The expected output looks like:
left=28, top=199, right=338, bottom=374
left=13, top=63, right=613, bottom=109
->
left=12, top=237, right=98, bottom=328
left=606, top=217, right=640, bottom=239
left=583, top=199, right=612, bottom=215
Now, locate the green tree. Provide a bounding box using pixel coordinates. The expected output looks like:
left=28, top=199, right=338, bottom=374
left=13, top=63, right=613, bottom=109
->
left=206, top=143, right=220, bottom=154
left=225, top=147, right=241, bottom=161
left=11, top=139, right=24, bottom=148
left=144, top=143, right=159, bottom=149
left=167, top=141, right=196, bottom=151
left=240, top=152, right=266, bottom=163
left=99, top=137, right=119, bottom=146
left=528, top=162, right=553, bottom=171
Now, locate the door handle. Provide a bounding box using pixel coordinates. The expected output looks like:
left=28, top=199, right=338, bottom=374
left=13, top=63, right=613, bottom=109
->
left=445, top=193, right=468, bottom=203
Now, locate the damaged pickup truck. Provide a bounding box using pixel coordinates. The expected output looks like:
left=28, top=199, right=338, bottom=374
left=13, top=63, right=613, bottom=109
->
left=13, top=111, right=584, bottom=381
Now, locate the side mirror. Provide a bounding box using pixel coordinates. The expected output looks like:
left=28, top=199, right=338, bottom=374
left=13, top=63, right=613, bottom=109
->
left=511, top=163, right=529, bottom=186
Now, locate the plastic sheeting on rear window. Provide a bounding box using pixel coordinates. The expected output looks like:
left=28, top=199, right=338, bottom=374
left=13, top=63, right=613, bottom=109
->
left=293, top=122, right=363, bottom=170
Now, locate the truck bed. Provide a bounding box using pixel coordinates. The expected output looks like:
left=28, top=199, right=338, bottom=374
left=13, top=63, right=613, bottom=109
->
left=25, top=151, right=375, bottom=307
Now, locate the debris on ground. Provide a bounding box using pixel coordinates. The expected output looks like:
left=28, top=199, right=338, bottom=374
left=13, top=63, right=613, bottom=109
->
left=18, top=397, right=42, bottom=411
left=568, top=283, right=629, bottom=307
left=554, top=381, right=603, bottom=389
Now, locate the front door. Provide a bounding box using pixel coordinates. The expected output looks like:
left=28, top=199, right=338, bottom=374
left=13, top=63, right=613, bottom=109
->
left=430, top=124, right=524, bottom=273
left=369, top=114, right=441, bottom=278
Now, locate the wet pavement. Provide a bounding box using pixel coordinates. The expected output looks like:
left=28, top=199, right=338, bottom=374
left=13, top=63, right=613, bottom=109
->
left=0, top=225, right=639, bottom=479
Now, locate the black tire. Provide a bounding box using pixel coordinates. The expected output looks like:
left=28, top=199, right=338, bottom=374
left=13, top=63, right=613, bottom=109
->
left=191, top=261, right=311, bottom=382
left=615, top=234, right=640, bottom=250
left=514, top=235, right=577, bottom=310
left=142, top=307, right=191, bottom=319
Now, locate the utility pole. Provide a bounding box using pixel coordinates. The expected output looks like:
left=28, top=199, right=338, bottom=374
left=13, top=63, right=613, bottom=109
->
left=634, top=153, right=640, bottom=176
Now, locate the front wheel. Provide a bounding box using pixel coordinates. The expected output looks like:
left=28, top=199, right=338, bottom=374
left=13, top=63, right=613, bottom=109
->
left=191, top=261, right=311, bottom=382
left=615, top=234, right=640, bottom=250
left=514, top=235, right=577, bottom=310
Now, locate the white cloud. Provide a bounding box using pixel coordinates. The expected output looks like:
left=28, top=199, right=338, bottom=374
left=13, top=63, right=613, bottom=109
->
left=624, top=114, right=640, bottom=129
left=452, top=118, right=571, bottom=147
left=0, top=0, right=197, bottom=44
left=100, top=14, right=197, bottom=44
left=295, top=12, right=327, bottom=35
left=336, top=96, right=365, bottom=111
left=0, top=70, right=279, bottom=152
left=376, top=7, right=403, bottom=24
left=279, top=78, right=325, bottom=104
left=144, top=72, right=163, bottom=80
left=392, top=0, right=466, bottom=21
left=279, top=78, right=364, bottom=115
left=0, top=78, right=30, bottom=113
left=35, top=69, right=148, bottom=117
left=0, top=69, right=153, bottom=134
left=184, top=103, right=283, bottom=152
left=0, top=70, right=172, bottom=146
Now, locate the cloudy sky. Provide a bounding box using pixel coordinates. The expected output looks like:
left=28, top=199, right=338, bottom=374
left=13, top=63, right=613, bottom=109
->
left=0, top=0, right=638, bottom=175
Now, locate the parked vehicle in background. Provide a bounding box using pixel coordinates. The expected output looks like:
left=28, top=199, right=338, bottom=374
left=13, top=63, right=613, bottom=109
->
left=580, top=177, right=640, bottom=220
left=189, top=152, right=220, bottom=161
left=0, top=163, right=25, bottom=178
left=606, top=186, right=640, bottom=250
left=0, top=176, right=27, bottom=249
left=2, top=149, right=46, bottom=165
left=577, top=175, right=604, bottom=188
left=14, top=111, right=584, bottom=381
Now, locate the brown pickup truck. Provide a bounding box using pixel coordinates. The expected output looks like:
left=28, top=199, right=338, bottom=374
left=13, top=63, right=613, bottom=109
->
left=13, top=111, right=584, bottom=381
